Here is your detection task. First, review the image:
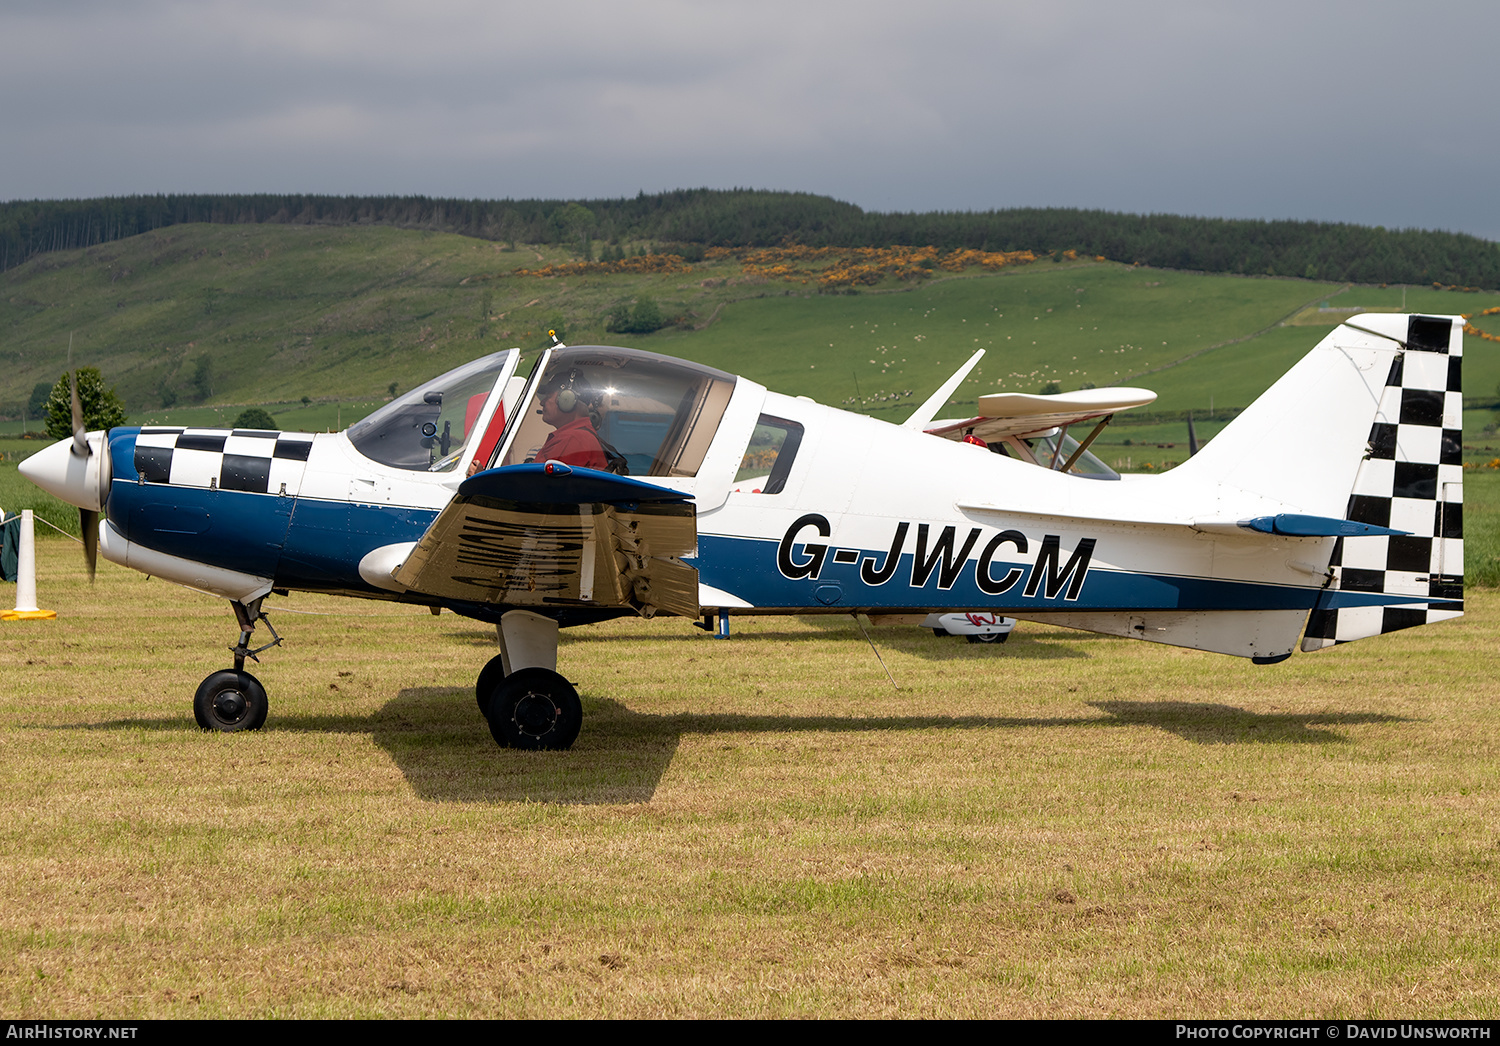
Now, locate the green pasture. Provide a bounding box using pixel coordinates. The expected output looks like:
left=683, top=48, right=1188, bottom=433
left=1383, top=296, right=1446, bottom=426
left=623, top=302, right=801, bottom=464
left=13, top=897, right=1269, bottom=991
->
left=0, top=223, right=738, bottom=412
left=5, top=224, right=1500, bottom=436
left=0, top=442, right=77, bottom=538
left=120, top=397, right=385, bottom=435
left=0, top=542, right=1496, bottom=1017
left=653, top=263, right=1346, bottom=418
left=0, top=399, right=383, bottom=441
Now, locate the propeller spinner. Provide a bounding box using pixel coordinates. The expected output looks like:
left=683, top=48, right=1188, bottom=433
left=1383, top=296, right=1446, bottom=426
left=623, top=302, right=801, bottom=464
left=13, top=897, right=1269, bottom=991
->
left=18, top=371, right=111, bottom=581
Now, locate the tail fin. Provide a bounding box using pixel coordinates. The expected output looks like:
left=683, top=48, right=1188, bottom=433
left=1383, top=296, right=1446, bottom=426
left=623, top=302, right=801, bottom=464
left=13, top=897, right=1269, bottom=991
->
left=1300, top=314, right=1464, bottom=649
left=992, top=314, right=1464, bottom=662
left=1163, top=315, right=1411, bottom=517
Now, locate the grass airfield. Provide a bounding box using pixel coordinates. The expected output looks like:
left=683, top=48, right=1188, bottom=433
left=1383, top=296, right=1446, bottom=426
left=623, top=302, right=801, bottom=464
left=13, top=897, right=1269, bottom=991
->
left=1, top=543, right=1496, bottom=1018
left=3, top=225, right=1500, bottom=1015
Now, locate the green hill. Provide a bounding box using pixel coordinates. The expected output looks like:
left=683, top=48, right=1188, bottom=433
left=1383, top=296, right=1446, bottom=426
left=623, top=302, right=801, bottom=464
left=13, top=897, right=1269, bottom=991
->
left=4, top=222, right=1498, bottom=427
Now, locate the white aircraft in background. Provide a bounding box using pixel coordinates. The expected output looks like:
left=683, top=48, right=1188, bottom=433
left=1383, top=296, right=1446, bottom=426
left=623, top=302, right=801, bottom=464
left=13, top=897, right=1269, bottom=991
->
left=923, top=612, right=1015, bottom=644
left=21, top=314, right=1464, bottom=750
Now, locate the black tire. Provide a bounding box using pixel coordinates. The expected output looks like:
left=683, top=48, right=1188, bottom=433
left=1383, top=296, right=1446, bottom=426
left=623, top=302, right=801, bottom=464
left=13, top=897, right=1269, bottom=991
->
left=931, top=628, right=950, bottom=637
left=966, top=631, right=1008, bottom=645
left=476, top=653, right=507, bottom=710
left=193, top=670, right=269, bottom=732
left=484, top=668, right=582, bottom=751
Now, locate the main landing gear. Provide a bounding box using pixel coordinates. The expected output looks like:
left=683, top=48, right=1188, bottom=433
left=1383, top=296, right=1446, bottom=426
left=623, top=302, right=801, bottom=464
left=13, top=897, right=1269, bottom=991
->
left=194, top=595, right=281, bottom=733
left=190, top=599, right=579, bottom=749
left=476, top=610, right=581, bottom=750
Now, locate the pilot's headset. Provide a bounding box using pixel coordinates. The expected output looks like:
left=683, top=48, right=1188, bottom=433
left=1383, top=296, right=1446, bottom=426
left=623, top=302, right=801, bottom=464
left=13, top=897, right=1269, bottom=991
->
left=546, top=369, right=595, bottom=415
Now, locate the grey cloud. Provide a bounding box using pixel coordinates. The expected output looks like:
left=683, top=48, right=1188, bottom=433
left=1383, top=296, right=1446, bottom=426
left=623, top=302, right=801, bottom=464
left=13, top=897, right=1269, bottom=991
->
left=1, top=0, right=1495, bottom=237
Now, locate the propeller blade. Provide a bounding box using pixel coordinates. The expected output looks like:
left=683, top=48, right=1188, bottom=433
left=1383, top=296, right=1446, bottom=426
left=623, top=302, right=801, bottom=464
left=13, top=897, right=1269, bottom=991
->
left=80, top=508, right=98, bottom=583
left=69, top=371, right=90, bottom=459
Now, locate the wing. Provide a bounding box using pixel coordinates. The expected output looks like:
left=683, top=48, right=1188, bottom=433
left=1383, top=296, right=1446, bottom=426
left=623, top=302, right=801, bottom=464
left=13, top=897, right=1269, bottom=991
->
left=926, top=387, right=1157, bottom=441
left=391, top=463, right=699, bottom=618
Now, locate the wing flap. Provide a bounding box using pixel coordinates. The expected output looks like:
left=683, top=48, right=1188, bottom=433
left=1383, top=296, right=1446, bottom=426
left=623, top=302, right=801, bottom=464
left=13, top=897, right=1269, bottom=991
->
left=393, top=464, right=700, bottom=618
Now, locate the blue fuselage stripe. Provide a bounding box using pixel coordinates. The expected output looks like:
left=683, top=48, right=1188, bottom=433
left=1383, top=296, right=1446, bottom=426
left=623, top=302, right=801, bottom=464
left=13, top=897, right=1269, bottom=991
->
left=694, top=533, right=1326, bottom=613
left=108, top=428, right=438, bottom=589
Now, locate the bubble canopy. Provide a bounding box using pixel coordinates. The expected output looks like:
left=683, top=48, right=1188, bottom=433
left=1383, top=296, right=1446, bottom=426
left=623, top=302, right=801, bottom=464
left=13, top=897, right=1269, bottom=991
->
left=500, top=346, right=737, bottom=479
left=347, top=350, right=515, bottom=472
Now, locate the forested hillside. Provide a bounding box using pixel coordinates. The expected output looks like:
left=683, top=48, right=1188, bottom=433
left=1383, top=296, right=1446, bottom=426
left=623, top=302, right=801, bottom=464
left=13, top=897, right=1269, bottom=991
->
left=3, top=190, right=1496, bottom=288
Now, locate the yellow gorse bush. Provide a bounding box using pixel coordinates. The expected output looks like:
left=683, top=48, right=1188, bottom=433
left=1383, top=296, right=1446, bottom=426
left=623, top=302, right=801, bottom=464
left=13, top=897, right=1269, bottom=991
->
left=706, top=244, right=1045, bottom=287
left=1461, top=306, right=1500, bottom=345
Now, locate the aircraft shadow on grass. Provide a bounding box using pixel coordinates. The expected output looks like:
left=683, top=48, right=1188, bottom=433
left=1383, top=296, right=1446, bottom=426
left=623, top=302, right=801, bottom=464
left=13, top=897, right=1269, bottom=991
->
left=1086, top=701, right=1406, bottom=746
left=65, top=693, right=1410, bottom=805
left=356, top=690, right=1414, bottom=804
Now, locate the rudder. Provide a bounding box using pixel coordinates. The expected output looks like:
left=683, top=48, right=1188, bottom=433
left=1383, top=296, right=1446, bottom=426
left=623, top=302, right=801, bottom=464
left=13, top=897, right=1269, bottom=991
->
left=1302, top=315, right=1464, bottom=650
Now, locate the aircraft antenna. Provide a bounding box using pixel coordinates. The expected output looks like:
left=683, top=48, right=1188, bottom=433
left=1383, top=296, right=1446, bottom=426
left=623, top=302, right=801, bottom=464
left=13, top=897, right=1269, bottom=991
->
left=855, top=615, right=899, bottom=691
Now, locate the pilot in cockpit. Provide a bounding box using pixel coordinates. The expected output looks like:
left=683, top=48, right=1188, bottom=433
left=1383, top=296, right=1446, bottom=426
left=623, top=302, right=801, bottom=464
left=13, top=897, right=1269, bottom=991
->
left=527, top=370, right=609, bottom=471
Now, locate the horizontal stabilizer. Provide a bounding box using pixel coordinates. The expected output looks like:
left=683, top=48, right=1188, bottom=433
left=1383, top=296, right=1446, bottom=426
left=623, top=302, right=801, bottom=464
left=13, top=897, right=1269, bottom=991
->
left=1190, top=514, right=1409, bottom=538
left=961, top=502, right=1400, bottom=539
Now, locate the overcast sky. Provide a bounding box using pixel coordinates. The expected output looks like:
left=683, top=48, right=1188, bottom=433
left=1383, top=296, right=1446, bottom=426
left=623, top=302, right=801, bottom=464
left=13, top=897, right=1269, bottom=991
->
left=3, top=0, right=1496, bottom=238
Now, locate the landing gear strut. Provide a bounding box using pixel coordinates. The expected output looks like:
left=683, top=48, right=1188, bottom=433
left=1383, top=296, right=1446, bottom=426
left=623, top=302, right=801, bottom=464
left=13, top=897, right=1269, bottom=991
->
left=194, top=595, right=281, bottom=733
left=476, top=609, right=580, bottom=750
left=229, top=596, right=282, bottom=672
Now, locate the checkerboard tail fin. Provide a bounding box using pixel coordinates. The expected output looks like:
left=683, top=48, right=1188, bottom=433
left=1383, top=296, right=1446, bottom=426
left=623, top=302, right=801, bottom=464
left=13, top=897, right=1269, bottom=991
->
left=1301, top=315, right=1464, bottom=651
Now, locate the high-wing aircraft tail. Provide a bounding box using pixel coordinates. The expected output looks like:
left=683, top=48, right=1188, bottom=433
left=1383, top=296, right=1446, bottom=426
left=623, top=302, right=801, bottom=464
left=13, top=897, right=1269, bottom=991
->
left=1170, top=313, right=1464, bottom=650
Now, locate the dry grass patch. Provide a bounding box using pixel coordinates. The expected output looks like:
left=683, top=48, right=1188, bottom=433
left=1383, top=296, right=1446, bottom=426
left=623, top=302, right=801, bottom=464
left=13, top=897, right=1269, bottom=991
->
left=1, top=542, right=1497, bottom=1017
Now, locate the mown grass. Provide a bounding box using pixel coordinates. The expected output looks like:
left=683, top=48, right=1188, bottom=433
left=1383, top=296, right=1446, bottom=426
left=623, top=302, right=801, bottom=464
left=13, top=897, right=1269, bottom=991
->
left=0, top=544, right=1496, bottom=1017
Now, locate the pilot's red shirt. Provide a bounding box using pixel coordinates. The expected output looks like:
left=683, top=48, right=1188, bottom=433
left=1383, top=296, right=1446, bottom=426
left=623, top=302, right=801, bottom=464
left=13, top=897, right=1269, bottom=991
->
left=532, top=416, right=608, bottom=471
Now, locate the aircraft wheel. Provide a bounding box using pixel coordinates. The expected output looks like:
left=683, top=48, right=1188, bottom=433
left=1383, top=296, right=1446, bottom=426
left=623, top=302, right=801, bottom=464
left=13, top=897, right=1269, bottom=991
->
left=485, top=668, right=582, bottom=751
left=193, top=670, right=269, bottom=732
left=966, top=632, right=1008, bottom=645
left=475, top=653, right=507, bottom=711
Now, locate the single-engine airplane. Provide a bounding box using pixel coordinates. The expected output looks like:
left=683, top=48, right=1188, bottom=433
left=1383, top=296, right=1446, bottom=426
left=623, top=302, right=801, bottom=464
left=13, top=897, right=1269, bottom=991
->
left=21, top=313, right=1464, bottom=750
